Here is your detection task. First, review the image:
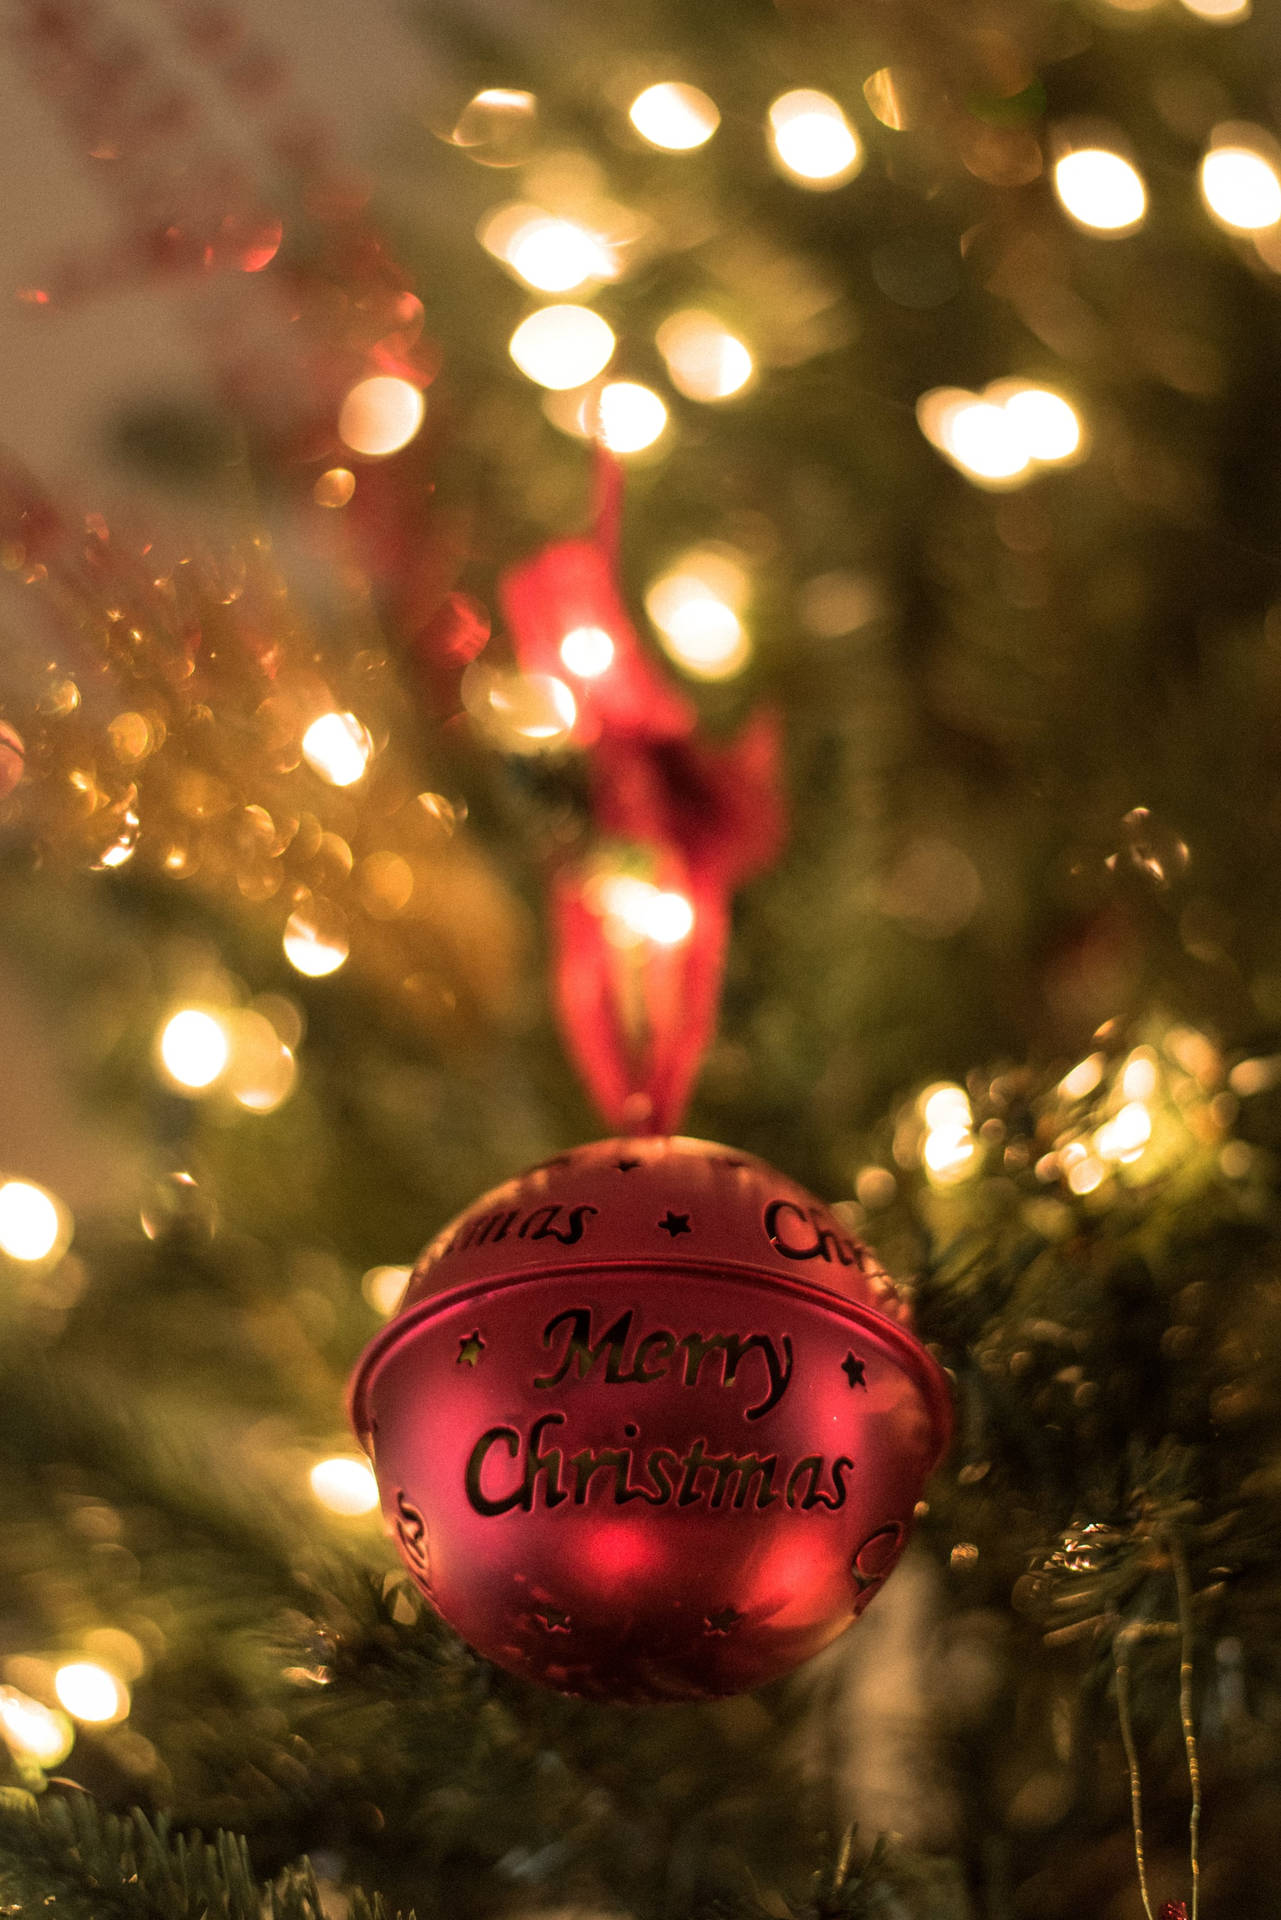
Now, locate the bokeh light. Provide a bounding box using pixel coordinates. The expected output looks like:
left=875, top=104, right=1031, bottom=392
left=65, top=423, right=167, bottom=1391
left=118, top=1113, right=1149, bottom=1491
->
left=283, top=900, right=349, bottom=977
left=0, top=1686, right=73, bottom=1768
left=54, top=1661, right=128, bottom=1725
left=480, top=205, right=618, bottom=293
left=629, top=82, right=719, bottom=151
left=1200, top=141, right=1281, bottom=231
left=1094, top=1100, right=1153, bottom=1163
left=942, top=400, right=1030, bottom=484
left=597, top=875, right=695, bottom=947
left=1179, top=0, right=1250, bottom=15
left=917, top=383, right=1084, bottom=487
left=767, top=90, right=862, bottom=187
left=463, top=665, right=578, bottom=750
left=451, top=88, right=537, bottom=166
left=1053, top=149, right=1147, bottom=233
left=0, top=1182, right=67, bottom=1263
left=159, top=1009, right=230, bottom=1092
left=509, top=305, right=616, bottom=388
left=559, top=625, right=616, bottom=677
left=655, top=310, right=754, bottom=401
left=597, top=381, right=668, bottom=452
left=310, top=1456, right=380, bottom=1516
left=362, top=1264, right=411, bottom=1315
left=919, top=1083, right=972, bottom=1131
left=313, top=467, right=356, bottom=508
left=645, top=551, right=752, bottom=679
left=302, top=711, right=373, bottom=787
left=998, top=385, right=1082, bottom=461
left=338, top=376, right=425, bottom=457
left=224, top=1010, right=297, bottom=1114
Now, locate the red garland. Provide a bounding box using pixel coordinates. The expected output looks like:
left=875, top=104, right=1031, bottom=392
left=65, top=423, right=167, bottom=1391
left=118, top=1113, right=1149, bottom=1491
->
left=500, top=455, right=785, bottom=1133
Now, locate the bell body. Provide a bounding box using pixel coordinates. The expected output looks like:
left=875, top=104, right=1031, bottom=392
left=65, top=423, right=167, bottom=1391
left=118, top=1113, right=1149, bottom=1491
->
left=349, top=1137, right=951, bottom=1703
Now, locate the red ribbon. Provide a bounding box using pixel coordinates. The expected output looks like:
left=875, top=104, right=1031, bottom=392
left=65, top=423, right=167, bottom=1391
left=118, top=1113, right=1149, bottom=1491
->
left=500, top=454, right=785, bottom=1134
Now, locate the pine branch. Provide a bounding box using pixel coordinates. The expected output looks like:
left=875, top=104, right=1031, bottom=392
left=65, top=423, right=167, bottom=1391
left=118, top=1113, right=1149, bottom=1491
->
left=0, top=1790, right=411, bottom=1920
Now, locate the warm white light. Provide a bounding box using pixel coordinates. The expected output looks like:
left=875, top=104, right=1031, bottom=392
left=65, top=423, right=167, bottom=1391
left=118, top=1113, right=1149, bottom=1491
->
left=225, top=1010, right=297, bottom=1114
left=598, top=875, right=694, bottom=946
left=629, top=82, right=720, bottom=152
left=645, top=568, right=751, bottom=679
left=768, top=90, right=862, bottom=187
left=283, top=904, right=349, bottom=978
left=944, top=400, right=1031, bottom=484
left=509, top=305, right=616, bottom=389
left=362, top=1264, right=411, bottom=1316
left=1066, top=1153, right=1105, bottom=1195
left=1179, top=0, right=1250, bottom=16
left=922, top=1126, right=977, bottom=1184
left=1059, top=1053, right=1105, bottom=1101
left=1095, top=1101, right=1153, bottom=1163
left=0, top=1687, right=73, bottom=1767
left=1200, top=145, right=1281, bottom=231
left=1053, top=149, right=1147, bottom=233
left=1122, top=1050, right=1159, bottom=1100
left=1001, top=386, right=1082, bottom=462
left=310, top=1456, right=380, bottom=1516
left=491, top=672, right=577, bottom=740
left=54, top=1662, right=128, bottom=1725
left=656, top=310, right=754, bottom=401
left=487, top=209, right=617, bottom=293
left=560, top=625, right=616, bottom=677
left=338, top=376, right=425, bottom=457
left=159, top=1010, right=229, bottom=1092
left=598, top=381, right=668, bottom=453
left=302, top=711, right=372, bottom=787
left=920, top=1083, right=972, bottom=1131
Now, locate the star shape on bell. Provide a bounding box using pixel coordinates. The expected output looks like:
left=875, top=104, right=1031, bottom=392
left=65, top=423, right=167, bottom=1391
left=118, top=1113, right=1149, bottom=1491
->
left=658, top=1210, right=692, bottom=1236
left=457, top=1331, right=486, bottom=1368
left=704, top=1606, right=741, bottom=1635
left=841, top=1351, right=867, bottom=1390
left=533, top=1605, right=571, bottom=1633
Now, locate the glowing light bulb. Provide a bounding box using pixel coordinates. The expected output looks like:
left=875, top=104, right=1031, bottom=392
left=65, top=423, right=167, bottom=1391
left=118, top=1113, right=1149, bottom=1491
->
left=942, top=400, right=1031, bottom=484
left=0, top=1687, right=73, bottom=1767
left=645, top=568, right=751, bottom=679
left=338, top=376, right=425, bottom=457
left=54, top=1662, right=128, bottom=1725
left=283, top=902, right=349, bottom=978
left=509, top=305, right=616, bottom=389
left=655, top=310, right=754, bottom=401
left=314, top=467, right=356, bottom=508
left=1200, top=144, right=1281, bottom=230
left=1053, top=149, right=1147, bottom=233
left=597, top=381, right=667, bottom=452
left=301, top=711, right=372, bottom=787
left=362, top=1264, right=411, bottom=1315
left=629, top=82, right=720, bottom=151
left=560, top=625, right=616, bottom=677
left=919, top=1084, right=972, bottom=1131
left=159, top=1010, right=229, bottom=1092
left=598, top=875, right=694, bottom=946
left=1094, top=1101, right=1153, bottom=1163
left=1000, top=385, right=1082, bottom=462
left=1060, top=1053, right=1105, bottom=1100
left=922, top=1126, right=977, bottom=1185
left=768, top=90, right=862, bottom=187
left=501, top=214, right=616, bottom=293
left=310, top=1456, right=379, bottom=1516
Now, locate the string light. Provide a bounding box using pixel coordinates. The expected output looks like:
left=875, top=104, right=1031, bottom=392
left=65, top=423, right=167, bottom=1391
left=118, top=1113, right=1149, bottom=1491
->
left=338, top=376, right=425, bottom=457
left=310, top=1456, right=379, bottom=1515
left=1200, top=140, right=1281, bottom=231
left=0, top=1687, right=73, bottom=1768
left=917, top=383, right=1084, bottom=488
left=1179, top=0, right=1250, bottom=16
left=313, top=468, right=356, bottom=508
left=597, top=874, right=695, bottom=947
left=159, top=1009, right=230, bottom=1092
left=1060, top=1053, right=1105, bottom=1100
left=767, top=90, right=862, bottom=187
left=1052, top=149, right=1147, bottom=234
left=301, top=712, right=373, bottom=787
left=283, top=901, right=349, bottom=977
left=450, top=88, right=538, bottom=165
left=597, top=381, right=668, bottom=453
left=922, top=1126, right=978, bottom=1185
left=509, top=305, right=616, bottom=388
left=54, top=1661, right=128, bottom=1725
left=480, top=205, right=618, bottom=293
left=1094, top=1101, right=1153, bottom=1163
left=463, top=665, right=578, bottom=750
left=362, top=1264, right=411, bottom=1315
left=655, top=310, right=754, bottom=401
left=996, top=385, right=1083, bottom=462
left=559, top=626, right=616, bottom=677
left=629, top=82, right=720, bottom=152
left=645, top=553, right=752, bottom=679
left=919, top=1083, right=971, bottom=1130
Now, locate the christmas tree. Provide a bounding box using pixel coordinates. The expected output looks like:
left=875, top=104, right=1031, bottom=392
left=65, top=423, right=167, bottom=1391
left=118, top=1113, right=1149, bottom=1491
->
left=1, top=0, right=1280, bottom=1913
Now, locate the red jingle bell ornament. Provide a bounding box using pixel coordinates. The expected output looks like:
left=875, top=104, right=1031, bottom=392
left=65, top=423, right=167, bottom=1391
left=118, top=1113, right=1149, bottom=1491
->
left=349, top=1135, right=951, bottom=1703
